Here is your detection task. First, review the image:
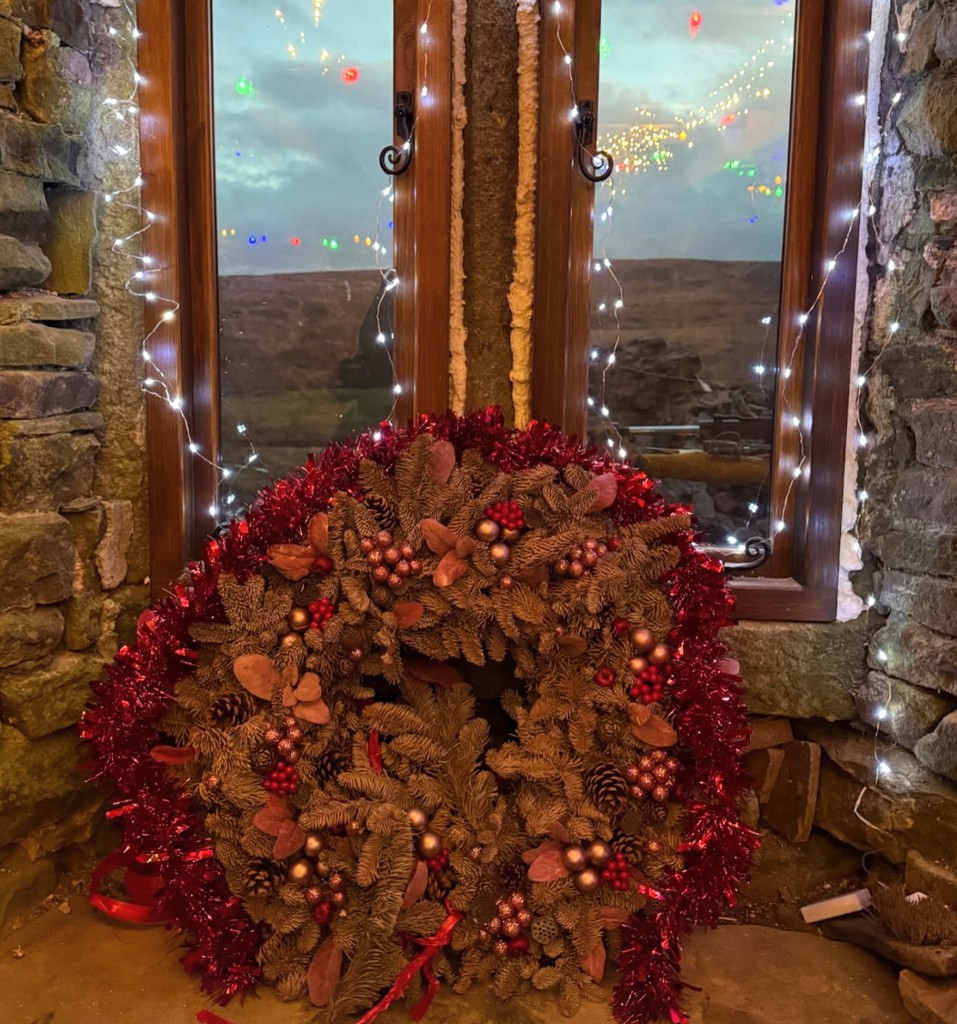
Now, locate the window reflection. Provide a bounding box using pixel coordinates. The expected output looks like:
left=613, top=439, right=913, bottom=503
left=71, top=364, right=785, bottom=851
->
left=589, top=0, right=797, bottom=548
left=213, top=0, right=394, bottom=506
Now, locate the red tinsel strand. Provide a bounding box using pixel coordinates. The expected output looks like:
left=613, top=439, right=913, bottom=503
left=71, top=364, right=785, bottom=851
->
left=81, top=410, right=756, bottom=1020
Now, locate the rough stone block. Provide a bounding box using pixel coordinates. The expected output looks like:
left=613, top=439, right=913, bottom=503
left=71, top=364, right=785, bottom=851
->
left=871, top=613, right=957, bottom=697
left=745, top=716, right=794, bottom=752
left=0, top=113, right=79, bottom=183
left=915, top=711, right=957, bottom=782
left=18, top=787, right=103, bottom=860
left=0, top=17, right=22, bottom=83
left=893, top=467, right=957, bottom=525
left=0, top=781, right=94, bottom=848
left=857, top=671, right=954, bottom=752
left=880, top=571, right=957, bottom=638
left=4, top=0, right=92, bottom=50
left=0, top=426, right=99, bottom=511
left=0, top=844, right=55, bottom=927
left=0, top=605, right=62, bottom=667
left=43, top=185, right=94, bottom=295
left=0, top=321, right=94, bottom=368
left=874, top=526, right=957, bottom=579
left=60, top=500, right=103, bottom=648
left=0, top=368, right=97, bottom=417
left=95, top=499, right=132, bottom=589
left=742, top=747, right=784, bottom=804
left=0, top=510, right=73, bottom=611
left=930, top=189, right=957, bottom=223
left=906, top=849, right=957, bottom=908
left=823, top=916, right=957, bottom=978
left=899, top=970, right=957, bottom=1024
left=0, top=170, right=46, bottom=242
left=728, top=619, right=864, bottom=720
left=0, top=723, right=83, bottom=820
left=762, top=741, right=820, bottom=843
left=0, top=232, right=50, bottom=289
left=0, top=649, right=103, bottom=738
left=898, top=64, right=957, bottom=157
left=880, top=341, right=957, bottom=401
left=804, top=721, right=957, bottom=866
left=0, top=293, right=98, bottom=325
left=911, top=399, right=957, bottom=468
left=17, top=29, right=91, bottom=135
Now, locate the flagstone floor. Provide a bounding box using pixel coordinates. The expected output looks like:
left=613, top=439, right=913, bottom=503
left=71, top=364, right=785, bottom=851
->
left=0, top=897, right=912, bottom=1024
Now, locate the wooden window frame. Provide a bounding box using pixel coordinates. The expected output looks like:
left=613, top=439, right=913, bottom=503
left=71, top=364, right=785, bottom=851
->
left=139, top=0, right=453, bottom=598
left=532, top=0, right=871, bottom=622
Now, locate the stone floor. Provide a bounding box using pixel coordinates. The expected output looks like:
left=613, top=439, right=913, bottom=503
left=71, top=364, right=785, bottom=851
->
left=0, top=898, right=913, bottom=1024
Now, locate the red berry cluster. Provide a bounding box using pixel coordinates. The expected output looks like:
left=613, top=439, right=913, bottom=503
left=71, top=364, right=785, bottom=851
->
left=593, top=667, right=617, bottom=688
left=600, top=851, right=631, bottom=891
left=625, top=751, right=680, bottom=803
left=264, top=759, right=300, bottom=794
left=628, top=665, right=670, bottom=704
left=359, top=531, right=422, bottom=592
left=308, top=597, right=335, bottom=631
left=426, top=847, right=450, bottom=873
left=485, top=501, right=525, bottom=530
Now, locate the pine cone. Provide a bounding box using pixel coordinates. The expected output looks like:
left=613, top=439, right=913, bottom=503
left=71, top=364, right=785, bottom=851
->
left=641, top=801, right=669, bottom=824
left=245, top=858, right=281, bottom=897
left=207, top=692, right=253, bottom=729
left=314, top=746, right=347, bottom=785
left=596, top=717, right=622, bottom=745
left=585, top=763, right=628, bottom=816
left=426, top=867, right=453, bottom=902
left=618, top=807, right=645, bottom=836
left=613, top=832, right=645, bottom=867
left=498, top=861, right=526, bottom=891
left=249, top=744, right=279, bottom=776
left=364, top=493, right=399, bottom=532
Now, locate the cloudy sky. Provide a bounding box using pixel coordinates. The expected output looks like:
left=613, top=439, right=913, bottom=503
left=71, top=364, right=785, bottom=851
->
left=213, top=0, right=795, bottom=276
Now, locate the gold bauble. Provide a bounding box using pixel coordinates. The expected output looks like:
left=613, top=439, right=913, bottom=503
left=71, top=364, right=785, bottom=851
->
left=280, top=631, right=304, bottom=649
left=628, top=656, right=649, bottom=675
left=573, top=868, right=601, bottom=893
left=489, top=542, right=511, bottom=566
left=408, top=807, right=429, bottom=834
left=649, top=643, right=671, bottom=666
left=417, top=830, right=442, bottom=859
left=286, top=858, right=314, bottom=885
left=475, top=518, right=501, bottom=543
left=561, top=845, right=588, bottom=873
left=303, top=833, right=326, bottom=858
left=501, top=527, right=522, bottom=544
left=630, top=627, right=655, bottom=652
left=588, top=840, right=612, bottom=868
left=315, top=860, right=332, bottom=880
left=287, top=607, right=310, bottom=631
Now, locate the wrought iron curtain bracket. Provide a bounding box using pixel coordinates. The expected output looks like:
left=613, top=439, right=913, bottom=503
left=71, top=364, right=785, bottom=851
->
left=379, top=91, right=415, bottom=176
left=574, top=100, right=613, bottom=183
left=718, top=536, right=773, bottom=571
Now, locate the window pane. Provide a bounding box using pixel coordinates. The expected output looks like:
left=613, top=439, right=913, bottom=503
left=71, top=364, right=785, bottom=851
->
left=213, top=1, right=395, bottom=507
left=590, top=1, right=797, bottom=549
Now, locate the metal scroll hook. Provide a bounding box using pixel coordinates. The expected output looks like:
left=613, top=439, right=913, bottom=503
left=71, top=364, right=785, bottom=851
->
left=574, top=100, right=613, bottom=183
left=379, top=91, right=415, bottom=176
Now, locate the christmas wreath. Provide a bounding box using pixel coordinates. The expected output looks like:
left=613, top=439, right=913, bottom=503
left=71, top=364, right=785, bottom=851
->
left=82, top=409, right=756, bottom=1024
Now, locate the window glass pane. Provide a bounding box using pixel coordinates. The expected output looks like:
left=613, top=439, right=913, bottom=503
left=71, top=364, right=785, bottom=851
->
left=213, top=1, right=394, bottom=506
left=590, top=1, right=797, bottom=549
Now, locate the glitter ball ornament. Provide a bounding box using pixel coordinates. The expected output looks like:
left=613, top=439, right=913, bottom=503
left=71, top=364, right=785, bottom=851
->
left=554, top=537, right=607, bottom=577
left=493, top=939, right=509, bottom=957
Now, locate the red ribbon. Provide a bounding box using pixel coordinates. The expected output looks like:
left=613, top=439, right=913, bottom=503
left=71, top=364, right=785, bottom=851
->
left=354, top=910, right=462, bottom=1024
left=368, top=730, right=383, bottom=774
left=89, top=851, right=167, bottom=925
left=196, top=1012, right=236, bottom=1024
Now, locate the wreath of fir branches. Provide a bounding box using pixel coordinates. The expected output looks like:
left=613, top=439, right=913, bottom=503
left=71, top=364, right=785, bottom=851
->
left=83, top=410, right=757, bottom=1024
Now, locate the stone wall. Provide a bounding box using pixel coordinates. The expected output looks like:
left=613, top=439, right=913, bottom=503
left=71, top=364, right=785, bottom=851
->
left=0, top=1, right=146, bottom=924
left=730, top=0, right=957, bottom=915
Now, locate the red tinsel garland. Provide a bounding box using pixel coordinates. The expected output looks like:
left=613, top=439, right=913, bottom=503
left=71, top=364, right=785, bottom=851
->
left=81, top=408, right=756, bottom=1021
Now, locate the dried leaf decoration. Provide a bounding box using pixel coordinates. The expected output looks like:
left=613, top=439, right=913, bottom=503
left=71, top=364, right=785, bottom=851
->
left=393, top=601, right=424, bottom=628
left=421, top=518, right=476, bottom=588
left=599, top=906, right=630, bottom=930
left=556, top=634, right=588, bottom=658
left=521, top=838, right=562, bottom=866
left=252, top=793, right=292, bottom=836
left=405, top=655, right=464, bottom=690
left=307, top=936, right=343, bottom=1007
left=581, top=938, right=606, bottom=982
left=233, top=654, right=280, bottom=700
left=527, top=848, right=569, bottom=882
left=150, top=744, right=195, bottom=765
left=429, top=440, right=456, bottom=483
left=281, top=671, right=330, bottom=724
left=627, top=703, right=678, bottom=747
left=272, top=818, right=307, bottom=859
left=401, top=860, right=429, bottom=909
left=586, top=472, right=618, bottom=511
left=267, top=512, right=331, bottom=581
